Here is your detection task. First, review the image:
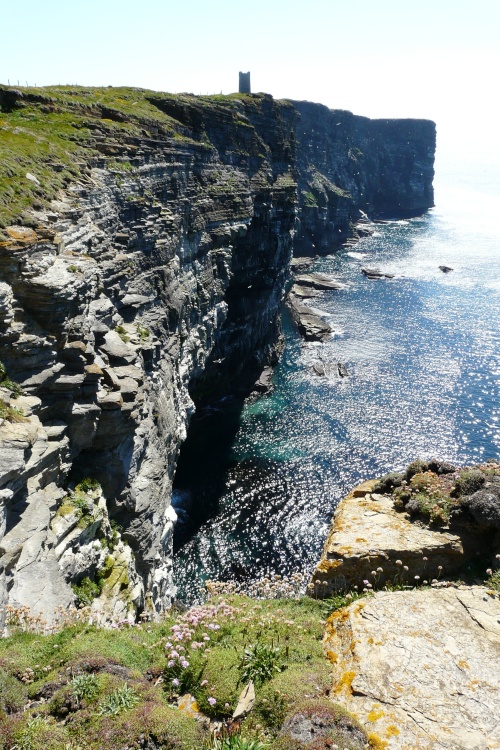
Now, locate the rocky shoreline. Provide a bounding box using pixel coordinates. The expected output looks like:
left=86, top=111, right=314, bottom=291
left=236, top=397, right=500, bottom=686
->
left=311, top=460, right=500, bottom=749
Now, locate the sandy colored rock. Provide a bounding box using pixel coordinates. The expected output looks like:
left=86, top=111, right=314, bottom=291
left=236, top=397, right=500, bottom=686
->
left=324, top=586, right=500, bottom=749
left=311, top=480, right=467, bottom=594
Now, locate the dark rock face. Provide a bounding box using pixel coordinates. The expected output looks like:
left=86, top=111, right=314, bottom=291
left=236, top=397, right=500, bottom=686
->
left=291, top=100, right=436, bottom=254
left=0, top=89, right=436, bottom=619
left=461, top=486, right=500, bottom=530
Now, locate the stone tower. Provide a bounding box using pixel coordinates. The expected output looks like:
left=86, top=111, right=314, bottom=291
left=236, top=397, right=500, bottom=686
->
left=239, top=71, right=251, bottom=94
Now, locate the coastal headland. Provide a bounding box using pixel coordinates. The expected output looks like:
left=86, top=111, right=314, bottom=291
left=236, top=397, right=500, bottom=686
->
left=0, top=85, right=435, bottom=619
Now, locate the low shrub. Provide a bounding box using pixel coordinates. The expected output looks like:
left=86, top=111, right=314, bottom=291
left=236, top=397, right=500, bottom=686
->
left=405, top=460, right=429, bottom=480
left=452, top=469, right=486, bottom=497
left=97, top=683, right=139, bottom=716
left=0, top=667, right=27, bottom=713
left=239, top=640, right=285, bottom=687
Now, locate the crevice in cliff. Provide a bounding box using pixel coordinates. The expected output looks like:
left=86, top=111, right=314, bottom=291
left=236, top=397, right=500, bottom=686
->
left=172, top=398, right=245, bottom=553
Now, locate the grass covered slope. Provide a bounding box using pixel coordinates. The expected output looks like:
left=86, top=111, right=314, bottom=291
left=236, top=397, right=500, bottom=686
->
left=0, top=593, right=368, bottom=750
left=0, top=85, right=290, bottom=242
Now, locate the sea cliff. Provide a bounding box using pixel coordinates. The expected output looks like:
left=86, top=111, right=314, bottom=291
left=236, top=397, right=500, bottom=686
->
left=0, top=85, right=435, bottom=620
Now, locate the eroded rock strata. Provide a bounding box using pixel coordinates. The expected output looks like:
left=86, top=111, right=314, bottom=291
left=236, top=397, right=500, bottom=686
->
left=0, top=87, right=435, bottom=620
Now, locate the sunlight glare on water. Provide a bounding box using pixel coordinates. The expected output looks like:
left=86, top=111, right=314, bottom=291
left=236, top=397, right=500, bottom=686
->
left=173, top=163, right=500, bottom=602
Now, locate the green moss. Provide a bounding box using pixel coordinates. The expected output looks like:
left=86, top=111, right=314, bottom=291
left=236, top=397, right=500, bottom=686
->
left=136, top=322, right=150, bottom=341
left=302, top=191, right=318, bottom=208
left=114, top=325, right=130, bottom=343
left=76, top=478, right=101, bottom=493
left=72, top=577, right=101, bottom=607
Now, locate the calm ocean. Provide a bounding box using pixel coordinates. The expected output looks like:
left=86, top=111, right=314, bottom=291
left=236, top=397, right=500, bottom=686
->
left=173, top=157, right=500, bottom=602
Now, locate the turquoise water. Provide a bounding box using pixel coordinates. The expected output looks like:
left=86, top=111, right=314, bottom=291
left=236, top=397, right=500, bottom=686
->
left=173, top=161, right=500, bottom=602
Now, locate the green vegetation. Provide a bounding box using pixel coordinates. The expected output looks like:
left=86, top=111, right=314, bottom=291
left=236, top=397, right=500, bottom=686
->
left=486, top=572, right=500, bottom=594
left=0, top=399, right=27, bottom=422
left=97, top=684, right=139, bottom=716
left=114, top=324, right=130, bottom=343
left=0, top=360, right=22, bottom=398
left=71, top=674, right=100, bottom=706
left=239, top=641, right=284, bottom=687
left=375, top=460, right=500, bottom=526
left=0, top=85, right=287, bottom=241
left=136, top=322, right=150, bottom=341
left=0, top=593, right=352, bottom=749
left=301, top=191, right=318, bottom=208
left=0, top=361, right=25, bottom=422
left=452, top=469, right=486, bottom=497
left=56, top=479, right=101, bottom=525
left=0, top=85, right=192, bottom=238
left=71, top=577, right=101, bottom=608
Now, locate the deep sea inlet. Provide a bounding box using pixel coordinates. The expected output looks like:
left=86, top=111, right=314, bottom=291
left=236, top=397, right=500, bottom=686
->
left=173, top=161, right=500, bottom=603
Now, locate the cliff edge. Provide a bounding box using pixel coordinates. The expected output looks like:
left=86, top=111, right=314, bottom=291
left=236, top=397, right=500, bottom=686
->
left=313, top=461, right=500, bottom=749
left=0, top=86, right=436, bottom=620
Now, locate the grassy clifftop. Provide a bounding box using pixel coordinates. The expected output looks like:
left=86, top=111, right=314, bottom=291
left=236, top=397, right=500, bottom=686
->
left=0, top=591, right=370, bottom=750
left=0, top=85, right=283, bottom=242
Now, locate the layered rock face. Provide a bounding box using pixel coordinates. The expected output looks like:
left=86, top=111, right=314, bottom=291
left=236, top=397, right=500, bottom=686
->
left=0, top=87, right=435, bottom=621
left=0, top=91, right=297, bottom=621
left=291, top=100, right=436, bottom=253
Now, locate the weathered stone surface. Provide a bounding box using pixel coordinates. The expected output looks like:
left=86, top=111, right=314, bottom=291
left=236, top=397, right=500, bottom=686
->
left=325, top=586, right=500, bottom=749
left=287, top=293, right=332, bottom=342
left=311, top=480, right=467, bottom=594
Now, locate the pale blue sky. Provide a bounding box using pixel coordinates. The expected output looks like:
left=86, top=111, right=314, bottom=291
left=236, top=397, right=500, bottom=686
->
left=1, top=0, right=499, bottom=166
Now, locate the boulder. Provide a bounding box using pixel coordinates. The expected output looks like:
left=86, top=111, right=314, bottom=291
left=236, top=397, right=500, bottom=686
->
left=325, top=586, right=500, bottom=749
left=361, top=267, right=395, bottom=279
left=461, top=486, right=500, bottom=530
left=311, top=480, right=467, bottom=595
left=287, top=294, right=332, bottom=342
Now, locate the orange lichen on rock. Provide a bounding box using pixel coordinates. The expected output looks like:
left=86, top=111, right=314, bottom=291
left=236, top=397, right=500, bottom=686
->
left=367, top=706, right=385, bottom=722
left=367, top=732, right=389, bottom=749
left=334, top=670, right=356, bottom=694
left=386, top=725, right=400, bottom=737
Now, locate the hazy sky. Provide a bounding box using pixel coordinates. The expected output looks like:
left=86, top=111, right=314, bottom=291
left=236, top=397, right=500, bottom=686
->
left=1, top=0, right=499, bottom=167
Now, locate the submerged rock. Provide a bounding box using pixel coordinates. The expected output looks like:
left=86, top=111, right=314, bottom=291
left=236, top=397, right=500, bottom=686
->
left=361, top=267, right=395, bottom=279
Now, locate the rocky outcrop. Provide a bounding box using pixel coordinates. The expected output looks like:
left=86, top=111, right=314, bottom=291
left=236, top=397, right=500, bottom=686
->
left=310, top=479, right=483, bottom=596
left=0, top=86, right=435, bottom=621
left=325, top=586, right=500, bottom=749
left=0, top=90, right=297, bottom=622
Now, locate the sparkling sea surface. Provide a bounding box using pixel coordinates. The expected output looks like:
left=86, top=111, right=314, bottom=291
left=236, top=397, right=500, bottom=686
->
left=173, top=160, right=500, bottom=602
